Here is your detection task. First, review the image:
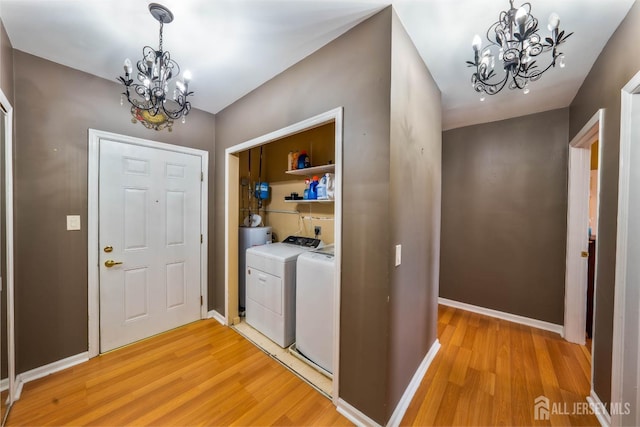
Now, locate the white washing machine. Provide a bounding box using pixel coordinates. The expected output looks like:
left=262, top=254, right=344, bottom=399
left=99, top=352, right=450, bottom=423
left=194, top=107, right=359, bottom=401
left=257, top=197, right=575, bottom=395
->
left=296, top=245, right=335, bottom=373
left=245, top=236, right=322, bottom=347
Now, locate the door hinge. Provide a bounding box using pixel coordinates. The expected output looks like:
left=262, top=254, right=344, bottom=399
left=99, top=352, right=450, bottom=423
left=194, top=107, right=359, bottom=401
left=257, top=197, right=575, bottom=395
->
left=201, top=172, right=204, bottom=182
left=200, top=295, right=203, bottom=306
left=201, top=234, right=203, bottom=243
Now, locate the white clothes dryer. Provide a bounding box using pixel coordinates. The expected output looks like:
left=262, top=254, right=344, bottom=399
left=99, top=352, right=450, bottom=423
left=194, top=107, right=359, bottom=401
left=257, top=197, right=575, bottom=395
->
left=245, top=236, right=322, bottom=347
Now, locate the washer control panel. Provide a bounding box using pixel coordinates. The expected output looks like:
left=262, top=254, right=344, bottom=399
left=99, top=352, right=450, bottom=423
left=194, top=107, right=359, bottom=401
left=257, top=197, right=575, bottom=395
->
left=282, top=235, right=322, bottom=248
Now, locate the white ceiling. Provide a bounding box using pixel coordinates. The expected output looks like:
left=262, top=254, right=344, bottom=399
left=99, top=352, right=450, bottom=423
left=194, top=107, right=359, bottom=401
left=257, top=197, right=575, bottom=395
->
left=0, top=0, right=635, bottom=130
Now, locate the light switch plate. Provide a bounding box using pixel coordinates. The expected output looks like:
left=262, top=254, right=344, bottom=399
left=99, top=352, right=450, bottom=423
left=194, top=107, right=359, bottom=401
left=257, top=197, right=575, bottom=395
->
left=67, top=215, right=81, bottom=231
left=395, top=244, right=402, bottom=266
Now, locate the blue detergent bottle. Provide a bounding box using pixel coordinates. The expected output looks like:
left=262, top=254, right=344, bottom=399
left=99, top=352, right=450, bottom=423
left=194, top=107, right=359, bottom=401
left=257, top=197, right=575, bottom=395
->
left=297, top=150, right=309, bottom=169
left=308, top=176, right=319, bottom=200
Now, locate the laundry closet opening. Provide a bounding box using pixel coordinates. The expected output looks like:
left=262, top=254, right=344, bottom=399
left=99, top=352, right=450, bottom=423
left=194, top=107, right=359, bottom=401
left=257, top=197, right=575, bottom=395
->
left=224, top=108, right=343, bottom=401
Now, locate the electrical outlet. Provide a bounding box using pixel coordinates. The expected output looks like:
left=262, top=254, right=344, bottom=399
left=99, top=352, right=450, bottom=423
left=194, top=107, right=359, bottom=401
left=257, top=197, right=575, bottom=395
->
left=314, top=226, right=321, bottom=236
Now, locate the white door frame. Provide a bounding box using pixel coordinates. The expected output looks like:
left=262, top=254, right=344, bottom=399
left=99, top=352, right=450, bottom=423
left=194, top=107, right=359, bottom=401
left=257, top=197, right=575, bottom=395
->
left=611, top=70, right=640, bottom=427
left=87, top=129, right=209, bottom=358
left=0, top=89, right=16, bottom=407
left=564, top=108, right=604, bottom=345
left=224, top=107, right=343, bottom=404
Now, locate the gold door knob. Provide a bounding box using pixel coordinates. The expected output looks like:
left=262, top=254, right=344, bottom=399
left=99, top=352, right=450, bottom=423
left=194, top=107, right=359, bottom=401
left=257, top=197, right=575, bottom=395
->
left=104, top=260, right=123, bottom=268
left=103, top=246, right=113, bottom=253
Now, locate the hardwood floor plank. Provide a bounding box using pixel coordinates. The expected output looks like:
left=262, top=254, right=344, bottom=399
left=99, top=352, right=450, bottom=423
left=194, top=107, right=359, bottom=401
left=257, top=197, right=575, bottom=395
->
left=8, top=306, right=598, bottom=427
left=402, top=306, right=598, bottom=427
left=7, top=320, right=346, bottom=427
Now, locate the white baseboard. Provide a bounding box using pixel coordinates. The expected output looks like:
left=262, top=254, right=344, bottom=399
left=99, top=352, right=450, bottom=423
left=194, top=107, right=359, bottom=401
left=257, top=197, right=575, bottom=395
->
left=386, top=339, right=440, bottom=427
left=15, top=352, right=89, bottom=400
left=587, top=389, right=611, bottom=427
left=438, top=297, right=564, bottom=335
left=208, top=310, right=226, bottom=326
left=337, top=398, right=382, bottom=427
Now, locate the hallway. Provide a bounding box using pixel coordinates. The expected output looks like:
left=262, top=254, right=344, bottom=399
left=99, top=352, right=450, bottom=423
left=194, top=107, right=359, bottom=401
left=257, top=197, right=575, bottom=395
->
left=402, top=305, right=597, bottom=426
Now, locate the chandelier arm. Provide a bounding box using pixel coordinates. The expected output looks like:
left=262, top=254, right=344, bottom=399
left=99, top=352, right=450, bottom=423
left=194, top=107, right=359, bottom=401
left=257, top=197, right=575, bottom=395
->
left=472, top=68, right=510, bottom=96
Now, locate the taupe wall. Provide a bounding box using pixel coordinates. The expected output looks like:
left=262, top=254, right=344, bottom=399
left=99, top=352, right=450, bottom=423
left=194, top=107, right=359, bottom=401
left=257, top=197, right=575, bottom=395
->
left=215, top=9, right=392, bottom=423
left=0, top=21, right=13, bottom=102
left=13, top=50, right=215, bottom=373
left=440, top=109, right=569, bottom=324
left=0, top=20, right=12, bottom=379
left=569, top=0, right=640, bottom=407
left=388, top=11, right=441, bottom=415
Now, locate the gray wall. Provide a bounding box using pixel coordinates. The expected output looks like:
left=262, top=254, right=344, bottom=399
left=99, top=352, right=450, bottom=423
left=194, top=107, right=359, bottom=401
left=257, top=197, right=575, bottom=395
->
left=440, top=108, right=569, bottom=325
left=387, top=11, right=441, bottom=415
left=569, top=0, right=640, bottom=407
left=215, top=9, right=392, bottom=423
left=13, top=50, right=215, bottom=373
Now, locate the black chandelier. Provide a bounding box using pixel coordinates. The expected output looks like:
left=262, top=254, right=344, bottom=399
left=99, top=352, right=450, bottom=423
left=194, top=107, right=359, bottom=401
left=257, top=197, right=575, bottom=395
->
left=467, top=0, right=572, bottom=99
left=118, top=3, right=193, bottom=130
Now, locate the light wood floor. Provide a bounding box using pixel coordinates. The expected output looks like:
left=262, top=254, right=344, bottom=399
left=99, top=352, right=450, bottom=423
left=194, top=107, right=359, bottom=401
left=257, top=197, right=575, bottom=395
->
left=401, top=305, right=598, bottom=426
left=7, top=320, right=349, bottom=426
left=7, top=305, right=597, bottom=426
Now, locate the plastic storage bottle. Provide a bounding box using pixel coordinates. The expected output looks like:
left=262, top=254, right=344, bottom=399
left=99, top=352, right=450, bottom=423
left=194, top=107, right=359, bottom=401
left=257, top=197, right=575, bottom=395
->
left=317, top=174, right=328, bottom=200
left=303, top=178, right=311, bottom=199
left=287, top=151, right=293, bottom=171
left=308, top=176, right=319, bottom=200
left=325, top=173, right=335, bottom=200
left=292, top=151, right=299, bottom=170
left=297, top=150, right=308, bottom=169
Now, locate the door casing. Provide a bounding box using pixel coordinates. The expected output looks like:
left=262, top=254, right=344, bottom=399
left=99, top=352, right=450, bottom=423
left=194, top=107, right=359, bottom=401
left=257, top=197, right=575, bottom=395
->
left=223, top=107, right=343, bottom=405
left=88, top=129, right=209, bottom=358
left=564, top=109, right=604, bottom=346
left=611, top=70, right=640, bottom=427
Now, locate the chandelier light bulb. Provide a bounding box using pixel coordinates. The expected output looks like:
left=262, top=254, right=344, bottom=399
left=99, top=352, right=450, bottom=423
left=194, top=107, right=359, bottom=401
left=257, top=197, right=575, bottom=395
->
left=515, top=7, right=528, bottom=28
left=480, top=95, right=486, bottom=102
left=472, top=34, right=482, bottom=52
left=523, top=85, right=530, bottom=94
left=123, top=58, right=132, bottom=75
left=183, top=70, right=192, bottom=83
left=548, top=12, right=560, bottom=31
left=559, top=54, right=566, bottom=68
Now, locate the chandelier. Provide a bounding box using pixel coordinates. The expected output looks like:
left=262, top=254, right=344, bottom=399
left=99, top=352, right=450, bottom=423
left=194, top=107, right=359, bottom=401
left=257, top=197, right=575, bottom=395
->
left=467, top=0, right=572, bottom=99
left=118, top=3, right=193, bottom=130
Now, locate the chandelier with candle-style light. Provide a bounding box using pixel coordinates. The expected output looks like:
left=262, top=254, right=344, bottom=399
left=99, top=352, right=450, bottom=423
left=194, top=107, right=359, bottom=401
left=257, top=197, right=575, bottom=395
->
left=467, top=0, right=572, bottom=99
left=118, top=3, right=193, bottom=130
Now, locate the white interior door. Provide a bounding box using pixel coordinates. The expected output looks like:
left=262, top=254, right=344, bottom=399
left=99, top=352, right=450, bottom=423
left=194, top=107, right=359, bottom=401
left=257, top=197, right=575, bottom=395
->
left=99, top=139, right=202, bottom=352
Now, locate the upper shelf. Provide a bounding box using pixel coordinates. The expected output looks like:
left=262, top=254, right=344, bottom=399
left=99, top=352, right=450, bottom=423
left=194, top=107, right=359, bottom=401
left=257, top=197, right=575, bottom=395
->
left=285, top=164, right=335, bottom=176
